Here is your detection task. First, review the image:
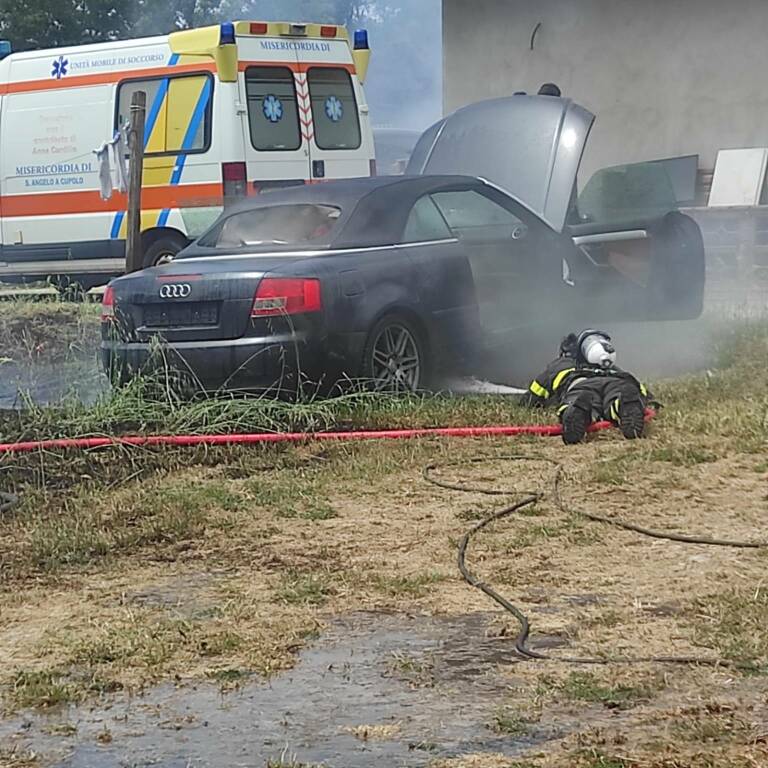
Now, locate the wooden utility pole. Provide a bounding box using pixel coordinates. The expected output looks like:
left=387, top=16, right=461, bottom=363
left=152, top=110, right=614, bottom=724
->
left=125, top=90, right=146, bottom=274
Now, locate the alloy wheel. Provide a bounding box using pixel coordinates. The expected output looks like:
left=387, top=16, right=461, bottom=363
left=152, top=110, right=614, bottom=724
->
left=370, top=323, right=422, bottom=392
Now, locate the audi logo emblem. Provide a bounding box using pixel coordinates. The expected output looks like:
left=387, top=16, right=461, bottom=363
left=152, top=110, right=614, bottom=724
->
left=159, top=284, right=192, bottom=299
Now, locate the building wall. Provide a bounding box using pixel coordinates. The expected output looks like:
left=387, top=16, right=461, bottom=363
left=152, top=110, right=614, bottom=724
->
left=443, top=0, right=768, bottom=180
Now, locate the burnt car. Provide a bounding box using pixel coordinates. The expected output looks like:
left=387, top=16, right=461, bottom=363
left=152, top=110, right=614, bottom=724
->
left=408, top=94, right=706, bottom=322
left=101, top=96, right=705, bottom=392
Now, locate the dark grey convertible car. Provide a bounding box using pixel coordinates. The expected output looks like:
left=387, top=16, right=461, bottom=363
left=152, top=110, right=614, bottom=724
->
left=102, top=96, right=705, bottom=392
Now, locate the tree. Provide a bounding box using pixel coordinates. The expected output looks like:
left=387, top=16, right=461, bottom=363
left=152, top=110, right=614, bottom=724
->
left=131, top=0, right=224, bottom=37
left=219, top=0, right=371, bottom=25
left=0, top=0, right=136, bottom=50
left=0, top=0, right=373, bottom=50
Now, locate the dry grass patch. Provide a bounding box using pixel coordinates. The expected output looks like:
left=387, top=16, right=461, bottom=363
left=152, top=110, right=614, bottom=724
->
left=345, top=722, right=401, bottom=740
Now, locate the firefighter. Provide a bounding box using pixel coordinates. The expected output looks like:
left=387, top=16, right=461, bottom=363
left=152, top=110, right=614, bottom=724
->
left=521, top=330, right=651, bottom=444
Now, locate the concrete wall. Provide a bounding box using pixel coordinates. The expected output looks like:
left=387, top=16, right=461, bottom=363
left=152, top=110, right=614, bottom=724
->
left=443, top=0, right=768, bottom=180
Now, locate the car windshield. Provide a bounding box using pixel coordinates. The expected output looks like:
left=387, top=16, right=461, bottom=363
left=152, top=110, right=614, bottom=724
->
left=198, top=205, right=343, bottom=249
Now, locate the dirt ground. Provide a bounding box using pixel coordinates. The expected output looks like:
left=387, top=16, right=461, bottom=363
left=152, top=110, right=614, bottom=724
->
left=0, top=321, right=766, bottom=767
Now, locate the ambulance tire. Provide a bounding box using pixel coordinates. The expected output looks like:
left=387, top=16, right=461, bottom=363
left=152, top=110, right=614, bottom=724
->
left=142, top=234, right=188, bottom=269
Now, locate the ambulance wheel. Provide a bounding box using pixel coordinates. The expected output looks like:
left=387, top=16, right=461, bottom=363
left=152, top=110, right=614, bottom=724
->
left=142, top=234, right=187, bottom=268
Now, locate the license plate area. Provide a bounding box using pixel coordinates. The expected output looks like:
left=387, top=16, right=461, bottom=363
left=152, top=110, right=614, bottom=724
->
left=142, top=302, right=219, bottom=328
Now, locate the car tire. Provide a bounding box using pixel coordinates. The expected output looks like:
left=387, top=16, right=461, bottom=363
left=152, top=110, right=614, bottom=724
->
left=142, top=234, right=187, bottom=269
left=362, top=313, right=430, bottom=392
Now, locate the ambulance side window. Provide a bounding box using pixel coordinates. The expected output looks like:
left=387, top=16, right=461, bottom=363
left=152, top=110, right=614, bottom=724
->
left=307, top=67, right=361, bottom=150
left=116, top=74, right=213, bottom=155
left=245, top=67, right=301, bottom=152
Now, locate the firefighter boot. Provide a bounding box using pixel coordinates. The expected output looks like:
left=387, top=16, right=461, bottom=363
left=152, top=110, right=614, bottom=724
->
left=560, top=392, right=593, bottom=445
left=618, top=398, right=645, bottom=440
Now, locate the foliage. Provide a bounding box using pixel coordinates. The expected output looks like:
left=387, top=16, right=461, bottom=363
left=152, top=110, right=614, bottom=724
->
left=0, top=0, right=374, bottom=50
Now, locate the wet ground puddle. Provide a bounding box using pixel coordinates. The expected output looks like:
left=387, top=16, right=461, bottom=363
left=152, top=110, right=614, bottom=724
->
left=0, top=359, right=104, bottom=409
left=0, top=612, right=566, bottom=767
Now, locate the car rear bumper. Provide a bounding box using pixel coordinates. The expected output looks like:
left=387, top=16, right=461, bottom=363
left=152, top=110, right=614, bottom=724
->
left=101, top=330, right=366, bottom=392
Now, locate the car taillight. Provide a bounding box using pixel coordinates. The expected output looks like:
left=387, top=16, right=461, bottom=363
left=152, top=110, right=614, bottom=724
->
left=101, top=285, right=115, bottom=321
left=251, top=278, right=322, bottom=317
left=222, top=162, right=247, bottom=205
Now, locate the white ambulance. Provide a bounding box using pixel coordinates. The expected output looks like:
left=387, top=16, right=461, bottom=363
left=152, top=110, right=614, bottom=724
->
left=0, top=21, right=375, bottom=286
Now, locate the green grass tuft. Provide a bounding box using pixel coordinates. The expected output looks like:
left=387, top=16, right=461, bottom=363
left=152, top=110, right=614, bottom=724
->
left=559, top=672, right=653, bottom=709
left=10, top=669, right=78, bottom=709
left=690, top=587, right=768, bottom=668
left=276, top=572, right=334, bottom=606
left=368, top=572, right=446, bottom=598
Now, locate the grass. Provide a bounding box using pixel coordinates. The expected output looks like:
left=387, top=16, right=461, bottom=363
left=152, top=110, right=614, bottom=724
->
left=19, top=480, right=241, bottom=575
left=689, top=587, right=768, bottom=667
left=368, top=572, right=446, bottom=598
left=8, top=667, right=121, bottom=710
left=276, top=572, right=335, bottom=606
left=0, top=379, right=548, bottom=445
left=386, top=652, right=435, bottom=687
left=558, top=672, right=655, bottom=710
left=206, top=667, right=250, bottom=687
left=0, top=745, right=39, bottom=767
left=10, top=670, right=78, bottom=709
left=249, top=475, right=338, bottom=520
left=575, top=753, right=628, bottom=768
left=491, top=708, right=532, bottom=737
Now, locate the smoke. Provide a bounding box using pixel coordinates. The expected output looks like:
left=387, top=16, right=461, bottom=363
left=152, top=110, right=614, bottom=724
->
left=360, top=0, right=443, bottom=131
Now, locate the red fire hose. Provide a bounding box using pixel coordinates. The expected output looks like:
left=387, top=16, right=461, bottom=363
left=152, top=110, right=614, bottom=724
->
left=0, top=413, right=654, bottom=455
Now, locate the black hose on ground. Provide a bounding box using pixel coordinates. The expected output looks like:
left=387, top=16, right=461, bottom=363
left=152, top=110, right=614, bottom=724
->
left=424, top=455, right=766, bottom=668
left=0, top=491, right=18, bottom=514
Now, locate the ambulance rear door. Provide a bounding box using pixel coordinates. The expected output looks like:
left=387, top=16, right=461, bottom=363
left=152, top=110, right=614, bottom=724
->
left=300, top=37, right=373, bottom=181
left=236, top=34, right=311, bottom=192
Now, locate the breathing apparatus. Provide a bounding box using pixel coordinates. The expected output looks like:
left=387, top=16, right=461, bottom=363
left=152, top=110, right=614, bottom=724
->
left=560, top=330, right=617, bottom=369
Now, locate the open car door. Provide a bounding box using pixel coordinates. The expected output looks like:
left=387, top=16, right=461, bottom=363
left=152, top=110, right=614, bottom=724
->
left=409, top=96, right=705, bottom=322
left=565, top=157, right=705, bottom=320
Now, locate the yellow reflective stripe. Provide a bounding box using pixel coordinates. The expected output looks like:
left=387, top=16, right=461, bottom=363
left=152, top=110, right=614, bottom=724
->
left=552, top=368, right=576, bottom=391
left=557, top=404, right=569, bottom=415
left=640, top=383, right=648, bottom=396
left=610, top=398, right=620, bottom=421
left=529, top=380, right=549, bottom=399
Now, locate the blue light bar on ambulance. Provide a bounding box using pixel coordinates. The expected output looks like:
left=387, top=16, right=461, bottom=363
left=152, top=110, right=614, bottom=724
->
left=354, top=29, right=369, bottom=50
left=220, top=22, right=236, bottom=45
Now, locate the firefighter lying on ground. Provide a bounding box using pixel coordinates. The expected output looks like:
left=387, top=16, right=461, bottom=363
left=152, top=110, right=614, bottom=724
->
left=521, top=330, right=652, bottom=445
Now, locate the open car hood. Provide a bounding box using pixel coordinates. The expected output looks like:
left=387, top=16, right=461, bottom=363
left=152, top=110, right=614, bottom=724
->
left=407, top=96, right=595, bottom=233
